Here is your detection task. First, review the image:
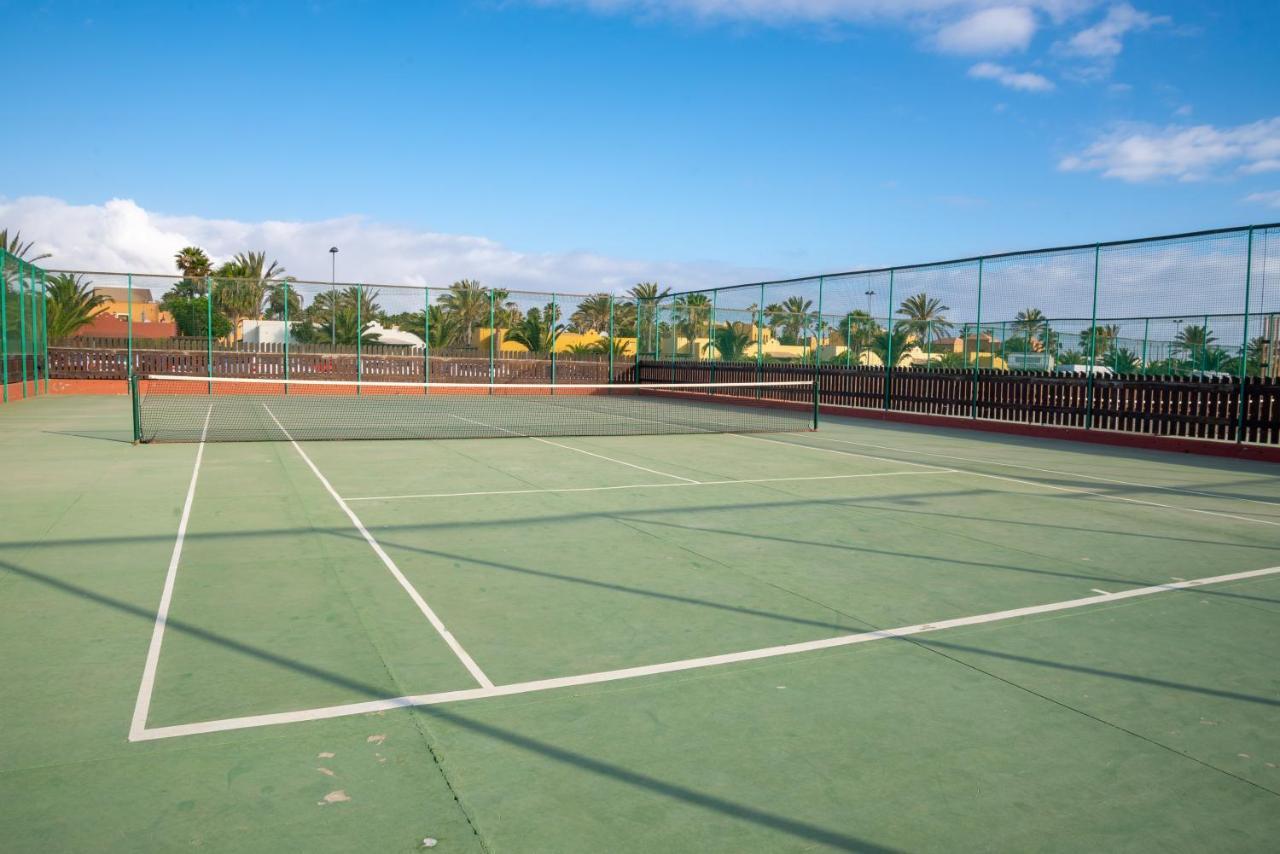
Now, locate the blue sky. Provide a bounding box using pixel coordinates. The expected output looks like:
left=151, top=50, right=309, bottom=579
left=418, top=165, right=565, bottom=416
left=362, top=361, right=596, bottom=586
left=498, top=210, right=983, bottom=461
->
left=3, top=0, right=1278, bottom=291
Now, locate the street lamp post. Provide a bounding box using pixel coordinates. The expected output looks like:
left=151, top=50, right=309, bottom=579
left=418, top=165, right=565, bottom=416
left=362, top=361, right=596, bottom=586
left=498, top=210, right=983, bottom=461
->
left=864, top=289, right=876, bottom=316
left=329, top=247, right=339, bottom=347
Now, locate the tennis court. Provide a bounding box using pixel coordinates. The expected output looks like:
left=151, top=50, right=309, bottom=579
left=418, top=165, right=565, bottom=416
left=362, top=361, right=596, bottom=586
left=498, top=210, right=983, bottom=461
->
left=2, top=383, right=1279, bottom=852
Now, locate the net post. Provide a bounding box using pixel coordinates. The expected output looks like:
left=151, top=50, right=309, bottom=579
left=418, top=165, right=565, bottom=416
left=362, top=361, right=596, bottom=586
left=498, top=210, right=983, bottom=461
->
left=282, top=278, right=290, bottom=394
left=551, top=292, right=558, bottom=393
left=18, top=260, right=27, bottom=398
left=1084, top=245, right=1100, bottom=428
left=883, top=269, right=894, bottom=410
left=127, top=274, right=134, bottom=391
left=812, top=372, right=820, bottom=430
left=607, top=294, right=614, bottom=384
left=815, top=276, right=824, bottom=370
left=709, top=289, right=717, bottom=391
left=423, top=286, right=430, bottom=391
left=1237, top=227, right=1255, bottom=442
left=130, top=373, right=141, bottom=444
left=205, top=275, right=213, bottom=393
left=0, top=250, right=8, bottom=402
left=970, top=259, right=983, bottom=419
left=356, top=284, right=363, bottom=394
left=488, top=287, right=495, bottom=393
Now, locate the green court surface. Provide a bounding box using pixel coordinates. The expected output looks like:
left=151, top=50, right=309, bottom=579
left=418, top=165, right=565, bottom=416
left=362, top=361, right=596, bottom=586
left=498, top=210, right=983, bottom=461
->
left=2, top=393, right=1279, bottom=852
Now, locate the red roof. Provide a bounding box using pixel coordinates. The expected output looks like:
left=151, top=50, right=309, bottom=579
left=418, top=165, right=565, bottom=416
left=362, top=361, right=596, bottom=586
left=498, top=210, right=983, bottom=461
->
left=72, top=314, right=179, bottom=338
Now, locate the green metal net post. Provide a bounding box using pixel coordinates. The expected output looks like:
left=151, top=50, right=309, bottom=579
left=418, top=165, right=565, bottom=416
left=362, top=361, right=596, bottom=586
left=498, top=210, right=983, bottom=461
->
left=423, top=287, right=430, bottom=387
left=883, top=269, right=894, bottom=410
left=1237, top=227, right=1255, bottom=442
left=970, top=259, right=984, bottom=419
left=607, top=295, right=614, bottom=383
left=356, top=284, right=363, bottom=394
left=0, top=251, right=8, bottom=402
left=488, top=288, right=495, bottom=390
left=282, top=279, right=290, bottom=393
left=205, top=275, right=213, bottom=393
left=40, top=268, right=49, bottom=392
left=18, top=259, right=28, bottom=398
left=1084, top=245, right=1101, bottom=429
left=130, top=374, right=142, bottom=443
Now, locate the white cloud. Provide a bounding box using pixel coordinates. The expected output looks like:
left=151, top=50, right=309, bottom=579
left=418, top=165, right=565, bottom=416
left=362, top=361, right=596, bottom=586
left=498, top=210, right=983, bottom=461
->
left=936, top=7, right=1038, bottom=54
left=0, top=196, right=768, bottom=296
left=1060, top=2, right=1165, bottom=57
left=1244, top=190, right=1280, bottom=209
left=968, top=61, right=1054, bottom=91
left=1059, top=117, right=1280, bottom=182
left=1173, top=104, right=1192, bottom=118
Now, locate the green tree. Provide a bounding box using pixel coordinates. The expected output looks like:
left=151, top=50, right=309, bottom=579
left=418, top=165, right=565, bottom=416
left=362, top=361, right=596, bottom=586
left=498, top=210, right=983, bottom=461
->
left=896, top=293, right=953, bottom=346
left=869, top=327, right=911, bottom=367
left=44, top=273, right=107, bottom=340
left=504, top=306, right=562, bottom=353
left=161, top=294, right=233, bottom=338
left=1077, top=324, right=1120, bottom=357
left=438, top=280, right=490, bottom=346
left=1105, top=347, right=1140, bottom=373
left=672, top=293, right=712, bottom=354
left=837, top=310, right=879, bottom=357
left=568, top=293, right=613, bottom=333
left=591, top=336, right=630, bottom=357
left=767, top=297, right=817, bottom=346
left=0, top=228, right=52, bottom=266
left=174, top=246, right=212, bottom=279
left=627, top=282, right=670, bottom=302
left=709, top=321, right=754, bottom=361
left=611, top=299, right=637, bottom=337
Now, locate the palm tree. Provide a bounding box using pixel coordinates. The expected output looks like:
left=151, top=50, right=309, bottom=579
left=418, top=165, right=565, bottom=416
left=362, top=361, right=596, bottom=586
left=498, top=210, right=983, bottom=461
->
left=1105, top=347, right=1140, bottom=373
left=869, top=327, right=911, bottom=367
left=563, top=342, right=599, bottom=357
left=262, top=279, right=302, bottom=320
left=709, top=321, right=754, bottom=361
left=672, top=293, right=712, bottom=355
left=174, top=247, right=212, bottom=279
left=1013, top=307, right=1046, bottom=340
left=569, top=293, right=613, bottom=333
left=44, top=273, right=107, bottom=340
left=768, top=297, right=816, bottom=346
left=504, top=306, right=562, bottom=353
left=438, top=280, right=490, bottom=346
left=627, top=282, right=670, bottom=302
left=896, top=293, right=953, bottom=347
left=591, top=336, right=630, bottom=357
left=0, top=229, right=52, bottom=268
left=315, top=287, right=382, bottom=345
left=837, top=310, right=879, bottom=356
left=1078, top=324, right=1120, bottom=358
left=1173, top=324, right=1216, bottom=361
left=610, top=299, right=638, bottom=337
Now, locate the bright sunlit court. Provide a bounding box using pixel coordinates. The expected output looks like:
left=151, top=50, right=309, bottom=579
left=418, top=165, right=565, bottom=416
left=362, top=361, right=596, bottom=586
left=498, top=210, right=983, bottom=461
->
left=3, top=380, right=1278, bottom=852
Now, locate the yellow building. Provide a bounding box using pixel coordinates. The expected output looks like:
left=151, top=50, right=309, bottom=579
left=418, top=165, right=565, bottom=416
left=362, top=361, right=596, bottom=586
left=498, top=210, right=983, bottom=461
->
left=94, top=287, right=174, bottom=325
left=476, top=328, right=637, bottom=356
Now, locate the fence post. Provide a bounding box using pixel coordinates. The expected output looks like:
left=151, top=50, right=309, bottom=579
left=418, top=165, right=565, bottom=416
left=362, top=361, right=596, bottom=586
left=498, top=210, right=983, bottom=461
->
left=488, top=288, right=495, bottom=391
left=550, top=292, right=558, bottom=391
left=423, top=287, right=430, bottom=388
left=18, top=260, right=27, bottom=398
left=1085, top=245, right=1100, bottom=429
left=1237, top=227, right=1255, bottom=442
left=126, top=274, right=134, bottom=387
left=971, top=259, right=984, bottom=419
left=282, top=279, right=290, bottom=393
left=0, top=250, right=8, bottom=402
left=205, top=275, right=213, bottom=392
left=607, top=294, right=614, bottom=384
left=40, top=268, right=49, bottom=392
left=757, top=284, right=765, bottom=383
left=883, top=270, right=894, bottom=410
left=356, top=284, right=363, bottom=393
left=815, top=276, right=824, bottom=370
left=709, top=290, right=716, bottom=387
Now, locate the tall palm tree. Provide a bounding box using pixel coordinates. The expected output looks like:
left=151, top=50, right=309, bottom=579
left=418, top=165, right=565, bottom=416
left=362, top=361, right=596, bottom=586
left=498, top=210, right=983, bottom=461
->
left=569, top=293, right=613, bottom=333
left=627, top=282, right=670, bottom=302
left=767, top=296, right=816, bottom=346
left=438, top=280, right=490, bottom=346
left=0, top=228, right=52, bottom=269
left=504, top=306, right=562, bottom=353
left=1173, top=324, right=1216, bottom=359
left=1013, top=307, right=1047, bottom=342
left=709, top=321, right=754, bottom=361
left=401, top=304, right=465, bottom=349
left=1078, top=324, right=1121, bottom=357
left=44, top=273, right=107, bottom=340
left=316, top=287, right=382, bottom=345
left=838, top=310, right=879, bottom=357
left=672, top=293, right=712, bottom=353
left=174, top=247, right=212, bottom=279
left=869, top=328, right=912, bottom=368
left=610, top=299, right=637, bottom=337
left=896, top=293, right=953, bottom=346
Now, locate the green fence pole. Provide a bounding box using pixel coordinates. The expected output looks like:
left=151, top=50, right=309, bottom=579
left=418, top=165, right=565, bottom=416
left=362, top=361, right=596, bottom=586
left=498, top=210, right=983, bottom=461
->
left=709, top=290, right=717, bottom=389
left=633, top=297, right=641, bottom=382
left=282, top=279, right=290, bottom=393
left=1140, top=317, right=1149, bottom=376
left=1085, top=245, right=1101, bottom=429
left=356, top=284, right=363, bottom=394
left=883, top=270, right=894, bottom=410
left=1237, top=228, right=1255, bottom=442
left=815, top=276, right=824, bottom=369
left=205, top=275, right=213, bottom=393
left=757, top=284, right=764, bottom=382
left=971, top=260, right=983, bottom=418
left=18, top=260, right=27, bottom=398
left=551, top=292, right=557, bottom=391
left=0, top=251, right=8, bottom=402
left=127, top=274, right=134, bottom=387
left=488, top=288, right=495, bottom=391
left=423, top=287, right=430, bottom=389
left=607, top=295, right=615, bottom=384
left=40, top=269, right=49, bottom=392
left=999, top=320, right=1006, bottom=370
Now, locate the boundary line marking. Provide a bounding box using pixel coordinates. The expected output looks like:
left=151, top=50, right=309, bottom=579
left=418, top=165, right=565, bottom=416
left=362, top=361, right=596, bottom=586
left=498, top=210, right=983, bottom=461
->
left=803, top=434, right=1280, bottom=511
left=447, top=413, right=699, bottom=483
left=263, top=404, right=494, bottom=689
left=131, top=564, right=1280, bottom=741
left=128, top=405, right=211, bottom=740
left=346, top=469, right=956, bottom=502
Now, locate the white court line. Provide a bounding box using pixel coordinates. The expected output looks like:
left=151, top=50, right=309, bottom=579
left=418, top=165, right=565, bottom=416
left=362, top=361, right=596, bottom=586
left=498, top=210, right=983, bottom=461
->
left=804, top=433, right=1280, bottom=511
left=128, top=405, right=212, bottom=740
left=131, top=563, right=1280, bottom=741
left=447, top=413, right=700, bottom=483
left=263, top=405, right=494, bottom=689
left=1090, top=588, right=1110, bottom=596
left=345, top=469, right=956, bottom=502
left=729, top=432, right=955, bottom=472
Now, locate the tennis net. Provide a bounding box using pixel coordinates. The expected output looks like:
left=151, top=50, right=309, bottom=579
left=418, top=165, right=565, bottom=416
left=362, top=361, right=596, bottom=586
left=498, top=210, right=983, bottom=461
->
left=132, top=375, right=818, bottom=443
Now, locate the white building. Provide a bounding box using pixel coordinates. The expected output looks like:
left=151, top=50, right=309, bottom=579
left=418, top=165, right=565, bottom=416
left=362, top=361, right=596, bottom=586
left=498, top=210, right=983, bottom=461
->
left=240, top=319, right=424, bottom=348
